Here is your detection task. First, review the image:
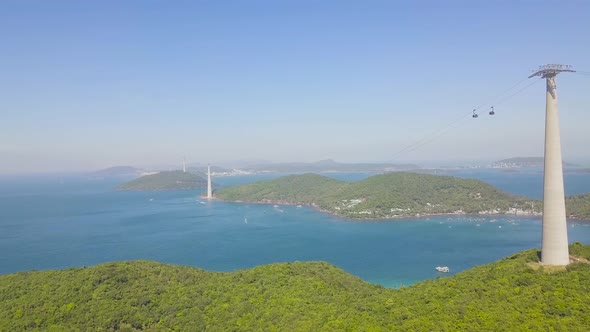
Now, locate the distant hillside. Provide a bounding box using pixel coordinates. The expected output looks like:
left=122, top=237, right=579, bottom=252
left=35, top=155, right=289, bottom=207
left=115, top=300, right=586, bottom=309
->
left=566, top=194, right=590, bottom=220
left=90, top=166, right=144, bottom=177
left=244, top=159, right=420, bottom=173
left=492, top=157, right=574, bottom=168
left=116, top=171, right=207, bottom=191
left=2, top=243, right=590, bottom=331
left=216, top=172, right=540, bottom=218
left=565, top=168, right=590, bottom=174
left=217, top=173, right=347, bottom=204
left=187, top=165, right=232, bottom=176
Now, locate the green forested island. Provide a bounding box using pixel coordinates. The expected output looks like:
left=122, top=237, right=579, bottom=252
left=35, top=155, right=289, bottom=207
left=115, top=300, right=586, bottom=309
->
left=215, top=172, right=590, bottom=220
left=1, top=243, right=589, bottom=331
left=116, top=171, right=207, bottom=191
left=566, top=193, right=590, bottom=220
left=215, top=172, right=543, bottom=219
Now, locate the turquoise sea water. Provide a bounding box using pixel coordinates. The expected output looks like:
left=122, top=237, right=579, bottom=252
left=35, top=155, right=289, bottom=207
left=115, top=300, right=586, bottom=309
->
left=1, top=170, right=590, bottom=288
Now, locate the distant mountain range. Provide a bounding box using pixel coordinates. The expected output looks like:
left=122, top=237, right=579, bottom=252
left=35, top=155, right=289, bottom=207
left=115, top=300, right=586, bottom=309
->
left=242, top=159, right=420, bottom=173
left=92, top=165, right=245, bottom=180
left=90, top=166, right=145, bottom=177
left=187, top=165, right=232, bottom=176
left=91, top=157, right=584, bottom=176
left=491, top=157, right=575, bottom=168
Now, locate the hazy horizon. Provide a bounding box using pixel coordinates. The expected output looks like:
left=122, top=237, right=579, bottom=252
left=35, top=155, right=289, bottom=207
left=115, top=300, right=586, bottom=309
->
left=2, top=1, right=590, bottom=174
left=3, top=155, right=590, bottom=176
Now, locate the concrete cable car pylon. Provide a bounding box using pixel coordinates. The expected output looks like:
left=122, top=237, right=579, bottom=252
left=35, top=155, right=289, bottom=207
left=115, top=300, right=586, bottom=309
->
left=529, top=64, right=575, bottom=266
left=206, top=164, right=213, bottom=199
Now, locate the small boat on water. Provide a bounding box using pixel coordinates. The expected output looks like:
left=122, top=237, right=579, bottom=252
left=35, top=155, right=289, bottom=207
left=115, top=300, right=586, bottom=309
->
left=435, top=266, right=450, bottom=273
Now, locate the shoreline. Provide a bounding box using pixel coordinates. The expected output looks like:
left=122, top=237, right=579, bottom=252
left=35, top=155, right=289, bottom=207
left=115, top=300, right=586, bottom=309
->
left=215, top=197, right=590, bottom=222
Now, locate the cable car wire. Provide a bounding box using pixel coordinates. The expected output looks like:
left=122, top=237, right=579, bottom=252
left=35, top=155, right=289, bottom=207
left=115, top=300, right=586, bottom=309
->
left=491, top=79, right=540, bottom=107
left=389, top=75, right=540, bottom=162
left=471, top=77, right=529, bottom=112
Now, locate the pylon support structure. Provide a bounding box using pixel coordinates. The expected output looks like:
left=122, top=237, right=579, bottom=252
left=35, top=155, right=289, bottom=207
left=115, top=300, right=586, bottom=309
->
left=207, top=165, right=213, bottom=199
left=529, top=64, right=575, bottom=266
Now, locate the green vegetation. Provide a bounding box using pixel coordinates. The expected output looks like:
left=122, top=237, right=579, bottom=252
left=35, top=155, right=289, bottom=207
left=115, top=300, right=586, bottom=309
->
left=217, top=172, right=590, bottom=220
left=1, top=243, right=590, bottom=331
left=566, top=193, right=590, bottom=220
left=216, top=172, right=540, bottom=219
left=116, top=171, right=207, bottom=191
left=216, top=173, right=346, bottom=204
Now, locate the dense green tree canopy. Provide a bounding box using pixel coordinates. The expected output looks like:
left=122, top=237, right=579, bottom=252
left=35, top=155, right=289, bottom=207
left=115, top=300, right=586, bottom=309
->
left=1, top=243, right=589, bottom=331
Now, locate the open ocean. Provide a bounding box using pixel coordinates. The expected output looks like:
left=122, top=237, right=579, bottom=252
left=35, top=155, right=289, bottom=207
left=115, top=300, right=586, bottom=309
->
left=1, top=169, right=590, bottom=288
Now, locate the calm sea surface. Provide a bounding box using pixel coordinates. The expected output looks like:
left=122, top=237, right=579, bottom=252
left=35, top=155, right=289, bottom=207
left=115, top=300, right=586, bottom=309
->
left=1, top=169, right=589, bottom=287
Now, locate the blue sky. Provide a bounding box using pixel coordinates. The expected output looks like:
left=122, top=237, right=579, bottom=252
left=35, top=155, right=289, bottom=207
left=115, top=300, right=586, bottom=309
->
left=1, top=1, right=589, bottom=173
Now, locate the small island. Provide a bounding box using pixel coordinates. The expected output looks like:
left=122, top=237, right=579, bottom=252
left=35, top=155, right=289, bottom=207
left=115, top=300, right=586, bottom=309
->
left=116, top=171, right=207, bottom=191
left=216, top=172, right=590, bottom=220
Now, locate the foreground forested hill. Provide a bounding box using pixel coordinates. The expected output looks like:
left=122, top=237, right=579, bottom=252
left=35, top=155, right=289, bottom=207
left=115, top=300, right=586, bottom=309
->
left=1, top=243, right=590, bottom=331
left=216, top=172, right=541, bottom=218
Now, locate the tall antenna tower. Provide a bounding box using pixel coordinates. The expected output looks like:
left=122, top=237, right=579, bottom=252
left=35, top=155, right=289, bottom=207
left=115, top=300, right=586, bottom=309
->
left=529, top=64, right=575, bottom=266
left=207, top=164, right=213, bottom=199
left=183, top=157, right=186, bottom=173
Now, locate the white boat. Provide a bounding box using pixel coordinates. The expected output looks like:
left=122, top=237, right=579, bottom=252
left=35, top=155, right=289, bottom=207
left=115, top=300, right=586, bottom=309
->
left=435, top=266, right=450, bottom=273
